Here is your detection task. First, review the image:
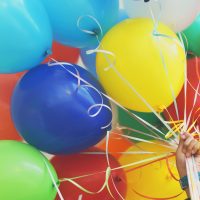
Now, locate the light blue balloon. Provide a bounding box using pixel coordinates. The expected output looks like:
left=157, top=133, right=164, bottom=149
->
left=41, top=0, right=119, bottom=48
left=80, top=9, right=128, bottom=77
left=0, top=0, right=52, bottom=73
left=80, top=46, right=97, bottom=78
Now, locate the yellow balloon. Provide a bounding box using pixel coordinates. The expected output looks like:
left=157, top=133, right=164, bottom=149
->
left=96, top=18, right=185, bottom=112
left=118, top=141, right=187, bottom=200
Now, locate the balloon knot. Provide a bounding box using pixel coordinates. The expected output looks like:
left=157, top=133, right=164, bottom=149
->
left=45, top=49, right=52, bottom=56
left=157, top=105, right=165, bottom=113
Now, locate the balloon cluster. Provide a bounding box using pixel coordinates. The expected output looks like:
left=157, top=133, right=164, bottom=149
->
left=0, top=0, right=200, bottom=199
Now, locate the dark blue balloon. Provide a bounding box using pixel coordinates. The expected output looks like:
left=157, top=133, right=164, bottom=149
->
left=11, top=63, right=112, bottom=154
left=80, top=9, right=128, bottom=77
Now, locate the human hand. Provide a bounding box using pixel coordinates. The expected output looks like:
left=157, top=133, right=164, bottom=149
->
left=176, top=132, right=200, bottom=178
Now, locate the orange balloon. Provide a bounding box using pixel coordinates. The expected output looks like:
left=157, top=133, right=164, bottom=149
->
left=0, top=73, right=24, bottom=140
left=96, top=130, right=133, bottom=158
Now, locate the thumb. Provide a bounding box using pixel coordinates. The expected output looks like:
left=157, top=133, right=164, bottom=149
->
left=178, top=133, right=186, bottom=150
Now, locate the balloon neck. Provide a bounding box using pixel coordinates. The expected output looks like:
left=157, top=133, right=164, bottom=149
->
left=54, top=180, right=60, bottom=187
left=45, top=49, right=52, bottom=57
left=92, top=28, right=101, bottom=36
left=157, top=105, right=165, bottom=113
left=114, top=175, right=122, bottom=183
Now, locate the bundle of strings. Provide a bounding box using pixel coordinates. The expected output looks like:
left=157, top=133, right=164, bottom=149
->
left=186, top=157, right=200, bottom=200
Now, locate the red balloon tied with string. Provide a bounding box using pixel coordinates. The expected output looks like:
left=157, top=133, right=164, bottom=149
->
left=0, top=72, right=24, bottom=140
left=51, top=147, right=127, bottom=200
left=164, top=57, right=200, bottom=130
left=44, top=42, right=80, bottom=63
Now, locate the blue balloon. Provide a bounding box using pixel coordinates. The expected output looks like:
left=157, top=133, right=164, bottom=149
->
left=80, top=9, right=128, bottom=77
left=0, top=0, right=52, bottom=73
left=41, top=0, right=119, bottom=48
left=117, top=9, right=129, bottom=23
left=80, top=46, right=97, bottom=78
left=11, top=63, right=112, bottom=154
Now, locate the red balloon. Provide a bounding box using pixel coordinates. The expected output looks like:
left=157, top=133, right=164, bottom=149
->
left=164, top=57, right=200, bottom=130
left=0, top=73, right=24, bottom=140
left=44, top=42, right=80, bottom=63
left=51, top=147, right=127, bottom=200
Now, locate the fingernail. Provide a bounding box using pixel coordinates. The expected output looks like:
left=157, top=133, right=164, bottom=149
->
left=181, top=134, right=186, bottom=139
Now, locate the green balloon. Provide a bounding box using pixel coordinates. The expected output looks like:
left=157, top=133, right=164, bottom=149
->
left=118, top=108, right=168, bottom=141
left=0, top=140, right=58, bottom=200
left=181, top=14, right=200, bottom=56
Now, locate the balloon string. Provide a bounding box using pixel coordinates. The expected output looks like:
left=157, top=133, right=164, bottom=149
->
left=165, top=123, right=184, bottom=140
left=59, top=167, right=112, bottom=195
left=195, top=56, right=200, bottom=80
left=186, top=157, right=200, bottom=200
left=48, top=59, right=113, bottom=130
left=152, top=33, right=181, bottom=122
left=81, top=151, right=161, bottom=155
left=120, top=174, right=184, bottom=200
left=105, top=132, right=122, bottom=200
left=185, top=82, right=200, bottom=130
left=179, top=32, right=189, bottom=53
left=77, top=15, right=103, bottom=37
left=118, top=125, right=175, bottom=145
left=149, top=0, right=184, bottom=122
left=165, top=156, right=179, bottom=181
left=131, top=187, right=183, bottom=200
left=59, top=154, right=173, bottom=181
left=125, top=153, right=175, bottom=173
left=113, top=131, right=175, bottom=150
left=161, top=105, right=183, bottom=137
left=187, top=79, right=200, bottom=96
left=43, top=159, right=64, bottom=200
left=178, top=32, right=188, bottom=133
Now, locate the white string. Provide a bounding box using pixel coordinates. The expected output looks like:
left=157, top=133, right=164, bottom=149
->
left=44, top=159, right=64, bottom=200
left=48, top=60, right=113, bottom=130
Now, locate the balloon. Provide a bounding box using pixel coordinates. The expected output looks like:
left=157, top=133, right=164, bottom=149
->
left=44, top=42, right=80, bottom=64
left=51, top=147, right=127, bottom=200
left=164, top=58, right=200, bottom=130
left=117, top=9, right=129, bottom=23
left=96, top=18, right=185, bottom=112
left=0, top=73, right=24, bottom=140
left=12, top=63, right=112, bottom=154
left=41, top=0, right=119, bottom=48
left=181, top=14, right=200, bottom=56
left=0, top=0, right=52, bottom=73
left=0, top=140, right=58, bottom=200
left=80, top=9, right=128, bottom=77
left=80, top=45, right=97, bottom=77
left=119, top=141, right=187, bottom=200
left=96, top=129, right=132, bottom=158
left=124, top=0, right=200, bottom=32
left=118, top=107, right=168, bottom=141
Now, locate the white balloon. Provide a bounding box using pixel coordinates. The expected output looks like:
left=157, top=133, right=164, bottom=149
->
left=124, top=0, right=200, bottom=32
